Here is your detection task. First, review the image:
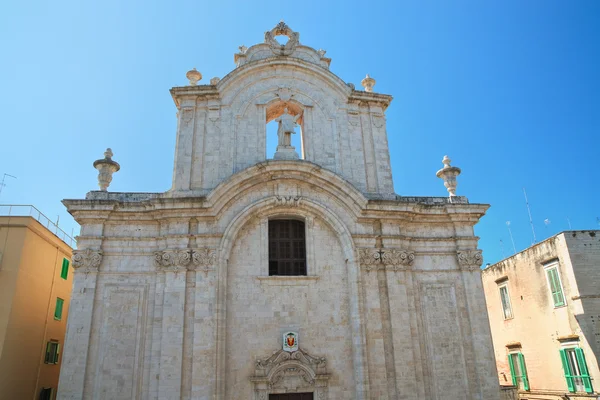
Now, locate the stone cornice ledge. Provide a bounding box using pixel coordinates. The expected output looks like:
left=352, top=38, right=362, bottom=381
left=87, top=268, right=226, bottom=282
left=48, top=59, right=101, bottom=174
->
left=256, top=276, right=319, bottom=286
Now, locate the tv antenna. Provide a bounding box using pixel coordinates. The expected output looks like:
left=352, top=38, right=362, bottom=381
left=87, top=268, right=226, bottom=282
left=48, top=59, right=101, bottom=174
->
left=523, top=188, right=537, bottom=244
left=0, top=173, right=17, bottom=200
left=567, top=217, right=572, bottom=230
left=506, top=221, right=517, bottom=254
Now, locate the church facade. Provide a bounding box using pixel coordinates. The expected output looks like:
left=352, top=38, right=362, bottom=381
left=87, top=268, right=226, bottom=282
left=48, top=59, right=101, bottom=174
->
left=58, top=23, right=499, bottom=400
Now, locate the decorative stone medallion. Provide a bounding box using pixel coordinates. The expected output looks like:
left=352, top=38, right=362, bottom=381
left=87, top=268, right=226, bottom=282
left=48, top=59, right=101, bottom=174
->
left=283, top=331, right=299, bottom=353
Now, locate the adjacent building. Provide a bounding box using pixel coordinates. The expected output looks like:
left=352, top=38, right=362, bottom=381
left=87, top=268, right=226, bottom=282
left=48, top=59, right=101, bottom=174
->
left=483, top=230, right=600, bottom=399
left=0, top=205, right=74, bottom=400
left=58, top=22, right=500, bottom=400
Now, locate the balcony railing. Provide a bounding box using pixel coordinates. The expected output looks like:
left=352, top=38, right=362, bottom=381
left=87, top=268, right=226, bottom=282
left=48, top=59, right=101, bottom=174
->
left=0, top=204, right=76, bottom=248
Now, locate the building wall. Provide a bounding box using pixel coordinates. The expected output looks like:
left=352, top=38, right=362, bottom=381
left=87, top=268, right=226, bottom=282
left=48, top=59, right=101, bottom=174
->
left=482, top=231, right=600, bottom=398
left=0, top=217, right=73, bottom=400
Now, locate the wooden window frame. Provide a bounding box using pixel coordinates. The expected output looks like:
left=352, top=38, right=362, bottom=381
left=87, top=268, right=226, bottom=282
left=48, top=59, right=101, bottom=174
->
left=60, top=258, right=69, bottom=280
left=544, top=261, right=566, bottom=308
left=44, top=341, right=60, bottom=364
left=507, top=351, right=529, bottom=391
left=268, top=219, right=307, bottom=276
left=54, top=297, right=64, bottom=321
left=498, top=282, right=514, bottom=320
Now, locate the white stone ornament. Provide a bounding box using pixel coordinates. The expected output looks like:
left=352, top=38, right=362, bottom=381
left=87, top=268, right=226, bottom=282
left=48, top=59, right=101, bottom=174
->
left=273, top=107, right=301, bottom=160
left=361, top=74, right=376, bottom=92
left=283, top=331, right=299, bottom=353
left=93, top=148, right=120, bottom=191
left=186, top=68, right=202, bottom=85
left=436, top=155, right=462, bottom=198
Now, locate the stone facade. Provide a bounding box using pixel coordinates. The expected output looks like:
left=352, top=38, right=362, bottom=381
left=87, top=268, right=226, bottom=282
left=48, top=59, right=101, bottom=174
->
left=58, top=22, right=499, bottom=400
left=483, top=231, right=600, bottom=399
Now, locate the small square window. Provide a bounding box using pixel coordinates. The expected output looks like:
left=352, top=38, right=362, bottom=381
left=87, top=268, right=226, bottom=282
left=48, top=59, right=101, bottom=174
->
left=54, top=298, right=64, bottom=321
left=39, top=387, right=53, bottom=400
left=44, top=341, right=60, bottom=364
left=60, top=258, right=69, bottom=280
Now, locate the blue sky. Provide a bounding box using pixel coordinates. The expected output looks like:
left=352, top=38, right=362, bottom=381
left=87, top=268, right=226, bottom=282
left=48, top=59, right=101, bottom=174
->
left=1, top=1, right=598, bottom=264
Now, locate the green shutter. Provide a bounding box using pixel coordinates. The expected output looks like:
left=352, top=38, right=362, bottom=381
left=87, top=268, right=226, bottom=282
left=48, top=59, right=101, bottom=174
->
left=508, top=354, right=517, bottom=386
left=575, top=348, right=593, bottom=393
left=44, top=342, right=51, bottom=363
left=60, top=258, right=69, bottom=279
left=518, top=352, right=530, bottom=391
left=560, top=348, right=575, bottom=392
left=547, top=268, right=565, bottom=307
left=54, top=343, right=60, bottom=363
left=54, top=298, right=64, bottom=320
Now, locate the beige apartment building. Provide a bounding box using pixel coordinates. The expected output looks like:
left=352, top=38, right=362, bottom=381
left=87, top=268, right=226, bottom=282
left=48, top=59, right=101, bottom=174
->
left=483, top=230, right=600, bottom=399
left=0, top=206, right=74, bottom=400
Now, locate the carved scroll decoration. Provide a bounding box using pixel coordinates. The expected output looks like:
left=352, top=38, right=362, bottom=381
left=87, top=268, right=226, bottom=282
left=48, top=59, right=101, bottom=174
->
left=274, top=195, right=301, bottom=207
left=154, top=248, right=217, bottom=274
left=456, top=250, right=483, bottom=271
left=72, top=248, right=103, bottom=272
left=358, top=247, right=415, bottom=272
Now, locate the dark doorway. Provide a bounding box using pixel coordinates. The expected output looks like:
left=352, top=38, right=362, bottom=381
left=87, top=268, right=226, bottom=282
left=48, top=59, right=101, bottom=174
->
left=269, top=394, right=313, bottom=400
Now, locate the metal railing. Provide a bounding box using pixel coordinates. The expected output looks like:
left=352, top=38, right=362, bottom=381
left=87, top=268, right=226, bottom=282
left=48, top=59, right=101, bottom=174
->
left=0, top=204, right=76, bottom=248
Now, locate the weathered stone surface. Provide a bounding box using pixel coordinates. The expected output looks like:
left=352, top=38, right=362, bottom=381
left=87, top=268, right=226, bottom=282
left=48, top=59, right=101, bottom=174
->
left=58, top=22, right=499, bottom=400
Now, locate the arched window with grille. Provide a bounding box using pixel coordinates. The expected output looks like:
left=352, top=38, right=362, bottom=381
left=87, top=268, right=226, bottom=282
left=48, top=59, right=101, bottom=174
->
left=268, top=219, right=306, bottom=276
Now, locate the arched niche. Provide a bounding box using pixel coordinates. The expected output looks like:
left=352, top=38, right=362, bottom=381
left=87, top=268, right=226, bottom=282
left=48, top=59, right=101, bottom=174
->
left=265, top=99, right=305, bottom=159
left=250, top=348, right=329, bottom=400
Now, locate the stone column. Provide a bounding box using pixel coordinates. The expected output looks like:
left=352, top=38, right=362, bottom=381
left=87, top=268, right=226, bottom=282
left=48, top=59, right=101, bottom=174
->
left=154, top=250, right=189, bottom=399
left=457, top=250, right=501, bottom=400
left=172, top=99, right=196, bottom=191
left=56, top=249, right=103, bottom=400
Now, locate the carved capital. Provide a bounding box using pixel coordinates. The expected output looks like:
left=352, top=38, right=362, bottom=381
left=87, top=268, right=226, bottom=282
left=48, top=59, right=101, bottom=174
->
left=274, top=195, right=301, bottom=207
left=457, top=250, right=483, bottom=271
left=72, top=248, right=103, bottom=272
left=358, top=247, right=415, bottom=272
left=154, top=248, right=218, bottom=273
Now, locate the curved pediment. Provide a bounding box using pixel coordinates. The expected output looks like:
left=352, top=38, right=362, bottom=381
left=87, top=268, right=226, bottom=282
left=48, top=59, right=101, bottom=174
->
left=234, top=21, right=331, bottom=70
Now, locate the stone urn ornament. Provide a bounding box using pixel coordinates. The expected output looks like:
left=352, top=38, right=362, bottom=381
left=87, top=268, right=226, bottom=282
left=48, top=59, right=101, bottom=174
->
left=186, top=68, right=202, bottom=86
left=361, top=74, right=376, bottom=92
left=93, top=148, right=120, bottom=191
left=436, top=155, right=461, bottom=198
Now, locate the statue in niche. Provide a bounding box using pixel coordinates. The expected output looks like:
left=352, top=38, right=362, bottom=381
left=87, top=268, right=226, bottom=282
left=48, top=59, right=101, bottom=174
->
left=275, top=108, right=302, bottom=147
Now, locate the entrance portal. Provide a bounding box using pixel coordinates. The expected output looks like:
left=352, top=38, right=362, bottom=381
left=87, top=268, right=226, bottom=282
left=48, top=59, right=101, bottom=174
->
left=269, top=394, right=313, bottom=400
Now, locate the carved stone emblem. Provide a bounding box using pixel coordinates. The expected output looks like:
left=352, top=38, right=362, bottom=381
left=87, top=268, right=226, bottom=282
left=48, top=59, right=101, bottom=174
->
left=265, top=21, right=299, bottom=56
left=274, top=195, right=301, bottom=207
left=276, top=87, right=293, bottom=102
left=283, top=331, right=298, bottom=353
left=72, top=248, right=103, bottom=272
left=358, top=247, right=415, bottom=272
left=457, top=250, right=483, bottom=271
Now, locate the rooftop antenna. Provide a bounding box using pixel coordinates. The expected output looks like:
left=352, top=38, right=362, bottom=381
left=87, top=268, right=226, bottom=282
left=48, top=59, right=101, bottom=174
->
left=567, top=217, right=572, bottom=230
left=0, top=173, right=17, bottom=200
left=506, top=221, right=517, bottom=254
left=523, top=187, right=537, bottom=244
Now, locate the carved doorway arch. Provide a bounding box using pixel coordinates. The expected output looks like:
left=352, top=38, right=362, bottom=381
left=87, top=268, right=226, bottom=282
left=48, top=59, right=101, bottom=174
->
left=250, top=348, right=329, bottom=400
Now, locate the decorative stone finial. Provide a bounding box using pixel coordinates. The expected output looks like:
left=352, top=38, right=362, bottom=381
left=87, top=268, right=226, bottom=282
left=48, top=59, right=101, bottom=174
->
left=436, top=155, right=461, bottom=198
left=210, top=77, right=220, bottom=85
left=238, top=45, right=248, bottom=54
left=93, top=148, right=120, bottom=191
left=361, top=74, right=376, bottom=92
left=186, top=68, right=202, bottom=86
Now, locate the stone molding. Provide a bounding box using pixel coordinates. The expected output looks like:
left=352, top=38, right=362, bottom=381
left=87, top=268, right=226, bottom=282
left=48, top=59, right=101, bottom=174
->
left=72, top=248, right=103, bottom=272
left=154, top=248, right=217, bottom=273
left=250, top=348, right=329, bottom=399
left=358, top=247, right=415, bottom=272
left=456, top=250, right=483, bottom=271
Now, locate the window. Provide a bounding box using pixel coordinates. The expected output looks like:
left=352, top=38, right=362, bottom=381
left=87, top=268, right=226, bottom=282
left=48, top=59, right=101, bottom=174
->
left=54, top=298, right=64, bottom=320
left=560, top=347, right=593, bottom=393
left=544, top=262, right=565, bottom=307
left=44, top=341, right=60, bottom=364
left=60, top=258, right=69, bottom=280
left=39, top=387, right=53, bottom=400
left=499, top=283, right=513, bottom=319
left=269, top=394, right=313, bottom=400
left=268, top=219, right=306, bottom=276
left=508, top=352, right=529, bottom=390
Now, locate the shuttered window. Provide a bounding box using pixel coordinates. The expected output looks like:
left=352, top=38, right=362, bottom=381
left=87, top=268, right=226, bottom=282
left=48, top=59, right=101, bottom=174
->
left=60, top=258, right=69, bottom=280
left=560, top=347, right=593, bottom=393
left=54, top=298, right=64, bottom=320
left=545, top=265, right=565, bottom=307
left=268, top=220, right=306, bottom=276
left=269, top=394, right=313, bottom=400
left=44, top=341, right=60, bottom=364
left=499, top=283, right=513, bottom=319
left=39, top=387, right=53, bottom=400
left=508, top=352, right=529, bottom=390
